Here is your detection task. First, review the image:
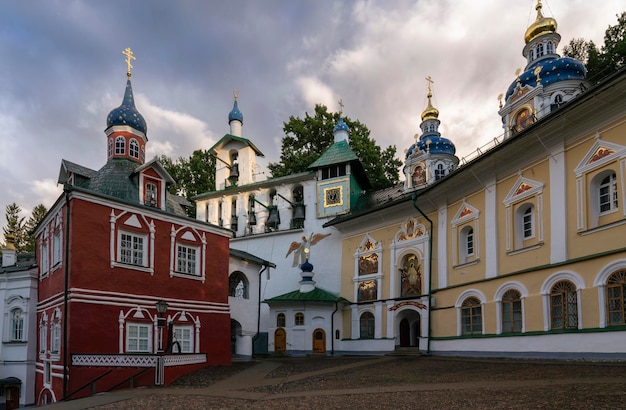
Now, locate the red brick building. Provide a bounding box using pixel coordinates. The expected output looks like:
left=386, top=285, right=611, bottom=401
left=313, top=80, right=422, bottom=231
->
left=34, top=64, right=232, bottom=404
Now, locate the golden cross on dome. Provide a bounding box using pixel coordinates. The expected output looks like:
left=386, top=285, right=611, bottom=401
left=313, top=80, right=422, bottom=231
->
left=533, top=66, right=542, bottom=85
left=426, top=76, right=434, bottom=94
left=233, top=88, right=238, bottom=100
left=122, top=48, right=136, bottom=78
left=338, top=98, right=344, bottom=115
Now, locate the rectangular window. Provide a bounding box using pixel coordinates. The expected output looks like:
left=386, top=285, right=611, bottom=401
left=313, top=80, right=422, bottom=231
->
left=173, top=326, right=194, bottom=353
left=120, top=232, right=145, bottom=266
left=40, top=321, right=48, bottom=354
left=523, top=211, right=533, bottom=238
left=145, top=183, right=157, bottom=206
left=176, top=244, right=198, bottom=275
left=502, top=301, right=522, bottom=332
left=52, top=231, right=62, bottom=266
left=466, top=230, right=474, bottom=256
left=41, top=242, right=49, bottom=276
left=51, top=323, right=61, bottom=354
left=127, top=323, right=151, bottom=352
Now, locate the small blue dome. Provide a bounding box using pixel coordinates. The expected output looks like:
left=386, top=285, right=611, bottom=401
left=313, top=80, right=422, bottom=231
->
left=106, top=79, right=147, bottom=135
left=301, top=260, right=314, bottom=272
left=334, top=117, right=350, bottom=133
left=505, top=57, right=586, bottom=100
left=417, top=135, right=456, bottom=156
left=228, top=100, right=243, bottom=124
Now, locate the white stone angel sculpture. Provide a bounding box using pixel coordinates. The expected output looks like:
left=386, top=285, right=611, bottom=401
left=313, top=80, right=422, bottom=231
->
left=285, top=232, right=332, bottom=267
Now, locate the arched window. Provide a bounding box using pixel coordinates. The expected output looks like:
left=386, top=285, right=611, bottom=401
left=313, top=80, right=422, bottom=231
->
left=550, top=281, right=578, bottom=329
left=129, top=139, right=139, bottom=158
left=599, top=172, right=618, bottom=214
left=501, top=289, right=522, bottom=333
left=359, top=312, right=375, bottom=339
left=115, top=136, right=125, bottom=155
left=228, top=272, right=248, bottom=299
left=461, top=297, right=482, bottom=335
left=435, top=163, right=445, bottom=180
left=108, top=138, right=113, bottom=157
left=295, top=312, right=304, bottom=326
left=460, top=226, right=474, bottom=262
left=515, top=204, right=534, bottom=247
left=537, top=43, right=544, bottom=57
left=10, top=308, right=24, bottom=341
left=546, top=41, right=554, bottom=54
left=607, top=270, right=626, bottom=326
left=276, top=313, right=286, bottom=328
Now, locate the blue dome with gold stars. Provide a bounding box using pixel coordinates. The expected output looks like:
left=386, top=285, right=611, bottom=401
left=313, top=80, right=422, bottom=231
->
left=106, top=79, right=147, bottom=135
left=505, top=57, right=586, bottom=100
left=333, top=117, right=350, bottom=133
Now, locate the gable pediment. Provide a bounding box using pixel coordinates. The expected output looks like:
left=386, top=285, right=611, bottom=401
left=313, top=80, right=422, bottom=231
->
left=451, top=202, right=479, bottom=225
left=575, top=138, right=626, bottom=176
left=503, top=176, right=544, bottom=206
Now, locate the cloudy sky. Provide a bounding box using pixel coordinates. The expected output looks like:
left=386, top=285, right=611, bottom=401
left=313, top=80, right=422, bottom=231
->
left=1, top=0, right=623, bottom=234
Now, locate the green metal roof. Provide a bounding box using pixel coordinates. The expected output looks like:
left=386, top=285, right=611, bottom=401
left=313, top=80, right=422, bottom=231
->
left=230, top=248, right=276, bottom=268
left=264, top=287, right=349, bottom=304
left=308, top=140, right=358, bottom=169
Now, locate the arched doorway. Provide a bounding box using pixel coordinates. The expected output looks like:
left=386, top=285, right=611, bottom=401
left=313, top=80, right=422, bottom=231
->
left=312, top=328, right=326, bottom=354
left=274, top=328, right=286, bottom=352
left=396, top=309, right=421, bottom=349
left=399, top=318, right=410, bottom=347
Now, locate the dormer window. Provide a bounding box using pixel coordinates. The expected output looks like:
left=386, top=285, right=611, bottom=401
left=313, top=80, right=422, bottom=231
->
left=145, top=183, right=157, bottom=207
left=130, top=139, right=139, bottom=158
left=115, top=136, right=126, bottom=155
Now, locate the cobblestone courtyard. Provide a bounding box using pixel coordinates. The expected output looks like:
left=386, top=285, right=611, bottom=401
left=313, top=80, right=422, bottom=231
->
left=51, top=355, right=626, bottom=409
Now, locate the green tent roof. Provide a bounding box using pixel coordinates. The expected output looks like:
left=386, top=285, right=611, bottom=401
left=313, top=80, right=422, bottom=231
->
left=308, top=140, right=358, bottom=169
left=264, top=287, right=349, bottom=304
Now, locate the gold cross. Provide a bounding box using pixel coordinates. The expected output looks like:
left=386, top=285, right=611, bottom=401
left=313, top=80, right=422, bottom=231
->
left=426, top=76, right=434, bottom=94
left=338, top=98, right=344, bottom=115
left=122, top=48, right=136, bottom=78
left=233, top=88, right=238, bottom=100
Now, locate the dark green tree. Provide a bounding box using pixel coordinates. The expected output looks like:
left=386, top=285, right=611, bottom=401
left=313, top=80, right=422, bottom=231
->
left=157, top=149, right=216, bottom=217
left=24, top=204, right=48, bottom=252
left=268, top=104, right=402, bottom=189
left=2, top=203, right=26, bottom=252
left=563, top=12, right=626, bottom=82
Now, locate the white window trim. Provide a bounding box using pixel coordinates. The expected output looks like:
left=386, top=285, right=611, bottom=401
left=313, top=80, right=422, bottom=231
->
left=503, top=176, right=544, bottom=252
left=540, top=271, right=585, bottom=331
left=39, top=313, right=48, bottom=357
left=494, top=281, right=528, bottom=334
left=169, top=226, right=206, bottom=283
left=4, top=295, right=29, bottom=343
left=125, top=322, right=152, bottom=353
left=172, top=325, right=194, bottom=353
left=110, top=211, right=154, bottom=274
left=175, top=243, right=200, bottom=276
left=455, top=289, right=487, bottom=337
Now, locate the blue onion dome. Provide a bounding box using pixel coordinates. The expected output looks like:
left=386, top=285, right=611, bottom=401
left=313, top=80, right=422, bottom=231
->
left=505, top=57, right=586, bottom=100
left=525, top=1, right=557, bottom=44
left=301, top=259, right=314, bottom=272
left=417, top=135, right=456, bottom=155
left=333, top=117, right=350, bottom=133
left=106, top=79, right=147, bottom=135
left=228, top=100, right=243, bottom=124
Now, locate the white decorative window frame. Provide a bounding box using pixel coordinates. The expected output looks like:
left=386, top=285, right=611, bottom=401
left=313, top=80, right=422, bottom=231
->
left=110, top=210, right=155, bottom=274
left=540, top=270, right=585, bottom=331
left=574, top=137, right=626, bottom=231
left=503, top=176, right=544, bottom=252
left=451, top=202, right=480, bottom=267
left=170, top=311, right=201, bottom=354
left=170, top=226, right=207, bottom=283
left=494, top=281, right=528, bottom=335
left=49, top=307, right=62, bottom=360
left=593, top=258, right=626, bottom=328
left=454, top=289, right=487, bottom=336
left=4, top=294, right=29, bottom=343
left=39, top=312, right=48, bottom=358
left=119, top=307, right=156, bottom=354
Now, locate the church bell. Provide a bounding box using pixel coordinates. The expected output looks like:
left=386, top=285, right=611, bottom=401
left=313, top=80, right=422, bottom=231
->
left=266, top=206, right=280, bottom=230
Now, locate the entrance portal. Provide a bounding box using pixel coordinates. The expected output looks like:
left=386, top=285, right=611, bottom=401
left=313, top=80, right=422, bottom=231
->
left=274, top=328, right=286, bottom=352
left=312, top=328, right=326, bottom=353
left=399, top=318, right=410, bottom=347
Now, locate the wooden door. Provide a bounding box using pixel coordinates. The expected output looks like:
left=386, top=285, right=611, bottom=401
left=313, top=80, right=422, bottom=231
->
left=312, top=328, right=326, bottom=353
left=6, top=386, right=20, bottom=410
left=274, top=328, right=286, bottom=352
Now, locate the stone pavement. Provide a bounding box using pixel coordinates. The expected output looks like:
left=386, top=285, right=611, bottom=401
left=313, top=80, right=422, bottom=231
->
left=40, top=355, right=626, bottom=409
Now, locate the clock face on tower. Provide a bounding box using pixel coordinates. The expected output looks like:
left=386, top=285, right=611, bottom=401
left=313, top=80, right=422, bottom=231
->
left=323, top=186, right=343, bottom=207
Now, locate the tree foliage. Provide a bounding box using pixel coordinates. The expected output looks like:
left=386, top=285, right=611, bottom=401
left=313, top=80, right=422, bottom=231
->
left=2, top=202, right=46, bottom=253
left=268, top=104, right=402, bottom=189
left=563, top=12, right=626, bottom=82
left=156, top=149, right=216, bottom=217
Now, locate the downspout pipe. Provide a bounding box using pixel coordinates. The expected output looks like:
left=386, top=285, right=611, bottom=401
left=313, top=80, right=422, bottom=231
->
left=252, top=264, right=272, bottom=358
left=331, top=301, right=339, bottom=356
left=411, top=193, right=433, bottom=355
left=62, top=186, right=71, bottom=400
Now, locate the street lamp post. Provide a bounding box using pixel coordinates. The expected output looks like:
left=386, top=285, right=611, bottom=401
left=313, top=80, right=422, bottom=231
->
left=155, top=300, right=168, bottom=353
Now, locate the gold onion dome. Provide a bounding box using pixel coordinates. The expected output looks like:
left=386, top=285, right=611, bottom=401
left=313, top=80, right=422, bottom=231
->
left=421, top=92, right=439, bottom=121
left=524, top=0, right=557, bottom=44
